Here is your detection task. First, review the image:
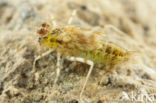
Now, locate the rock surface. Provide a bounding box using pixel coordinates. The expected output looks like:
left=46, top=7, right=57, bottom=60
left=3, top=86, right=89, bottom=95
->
left=0, top=0, right=156, bottom=103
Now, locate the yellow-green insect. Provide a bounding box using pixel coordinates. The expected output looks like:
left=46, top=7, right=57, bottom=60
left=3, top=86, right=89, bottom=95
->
left=39, top=26, right=131, bottom=69
left=33, top=10, right=133, bottom=102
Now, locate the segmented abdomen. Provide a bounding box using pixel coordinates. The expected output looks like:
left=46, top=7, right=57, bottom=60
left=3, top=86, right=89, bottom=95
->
left=65, top=43, right=129, bottom=67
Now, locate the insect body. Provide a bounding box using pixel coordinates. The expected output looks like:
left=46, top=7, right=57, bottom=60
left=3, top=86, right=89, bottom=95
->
left=39, top=26, right=130, bottom=69
left=34, top=22, right=132, bottom=102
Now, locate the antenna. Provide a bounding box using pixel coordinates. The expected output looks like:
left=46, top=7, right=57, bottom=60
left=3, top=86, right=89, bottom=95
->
left=67, top=9, right=77, bottom=25
left=47, top=13, right=57, bottom=28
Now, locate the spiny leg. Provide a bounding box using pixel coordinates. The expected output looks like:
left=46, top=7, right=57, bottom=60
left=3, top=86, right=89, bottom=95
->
left=66, top=56, right=94, bottom=102
left=54, top=52, right=61, bottom=84
left=32, top=50, right=53, bottom=73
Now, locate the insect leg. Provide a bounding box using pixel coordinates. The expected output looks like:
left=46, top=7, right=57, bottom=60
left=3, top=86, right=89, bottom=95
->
left=32, top=50, right=53, bottom=72
left=66, top=56, right=94, bottom=102
left=54, top=52, right=61, bottom=84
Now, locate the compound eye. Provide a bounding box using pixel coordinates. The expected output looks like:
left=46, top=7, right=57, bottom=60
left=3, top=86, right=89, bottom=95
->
left=37, top=23, right=50, bottom=36
left=37, top=28, right=49, bottom=36
left=42, top=23, right=50, bottom=28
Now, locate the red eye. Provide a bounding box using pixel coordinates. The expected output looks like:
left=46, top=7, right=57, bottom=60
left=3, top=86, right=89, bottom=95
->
left=42, top=23, right=50, bottom=28
left=37, top=23, right=50, bottom=36
left=37, top=28, right=48, bottom=36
